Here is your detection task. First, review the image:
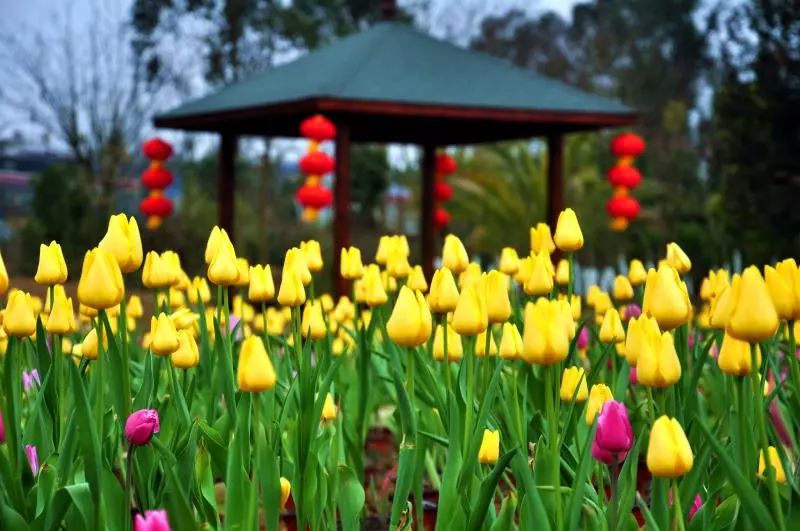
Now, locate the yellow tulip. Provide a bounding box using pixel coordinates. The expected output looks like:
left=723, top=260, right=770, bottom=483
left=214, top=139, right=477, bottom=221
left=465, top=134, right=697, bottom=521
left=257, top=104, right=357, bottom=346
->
left=699, top=277, right=712, bottom=301
left=284, top=248, right=312, bottom=286
left=758, top=446, right=786, bottom=484
left=478, top=429, right=500, bottom=465
left=81, top=327, right=107, bottom=360
left=568, top=294, right=582, bottom=321
left=452, top=283, right=487, bottom=336
left=0, top=250, right=8, bottom=295
left=46, top=292, right=76, bottom=335
left=442, top=234, right=469, bottom=274
left=280, top=478, right=292, bottom=511
left=483, top=271, right=511, bottom=324
left=172, top=330, right=200, bottom=369
left=428, top=268, right=459, bottom=313
left=407, top=265, right=428, bottom=292
left=636, top=329, right=681, bottom=388
left=623, top=315, right=659, bottom=366
left=459, top=262, right=482, bottom=289
left=381, top=270, right=398, bottom=293
left=143, top=251, right=175, bottom=289
left=150, top=313, right=180, bottom=356
left=522, top=298, right=570, bottom=365
left=585, top=384, right=614, bottom=425
left=709, top=269, right=730, bottom=298
left=207, top=235, right=239, bottom=286
left=98, top=214, right=143, bottom=273
left=593, top=292, right=613, bottom=324
left=127, top=295, right=144, bottom=319
left=321, top=393, right=337, bottom=421
left=628, top=259, right=647, bottom=286
left=475, top=329, right=498, bottom=357
left=204, top=226, right=223, bottom=264
left=362, top=264, right=388, bottom=307
left=301, top=300, right=327, bottom=340
left=642, top=265, right=691, bottom=330
left=599, top=308, right=625, bottom=344
left=387, top=287, right=432, bottom=347
left=647, top=416, right=693, bottom=478
left=513, top=256, right=532, bottom=286
left=554, top=208, right=584, bottom=252
left=332, top=297, right=355, bottom=323
left=775, top=259, right=800, bottom=319
left=386, top=246, right=411, bottom=278
left=35, top=241, right=68, bottom=285
left=765, top=264, right=795, bottom=321
left=709, top=282, right=734, bottom=330
left=530, top=223, right=555, bottom=254
left=375, top=235, right=392, bottom=265
left=524, top=251, right=554, bottom=296
left=277, top=269, right=306, bottom=307
left=3, top=291, right=36, bottom=337
left=187, top=276, right=211, bottom=305
left=237, top=336, right=276, bottom=392
left=233, top=258, right=250, bottom=287
left=726, top=266, right=778, bottom=343
left=586, top=285, right=601, bottom=308
left=613, top=275, right=634, bottom=301
left=433, top=324, right=463, bottom=361
left=78, top=248, right=125, bottom=310
left=560, top=366, right=589, bottom=402
left=43, top=285, right=66, bottom=314
left=248, top=265, right=275, bottom=303
left=665, top=242, right=691, bottom=275
left=498, top=322, right=523, bottom=360
left=300, top=240, right=323, bottom=273
left=718, top=332, right=761, bottom=377
left=499, top=247, right=520, bottom=275
left=340, top=246, right=364, bottom=280
left=555, top=259, right=570, bottom=286
left=170, top=308, right=198, bottom=330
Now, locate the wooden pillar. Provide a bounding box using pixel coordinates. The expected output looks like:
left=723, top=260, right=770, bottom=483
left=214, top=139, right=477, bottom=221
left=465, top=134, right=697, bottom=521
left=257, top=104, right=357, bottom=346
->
left=421, top=144, right=436, bottom=280
left=546, top=133, right=564, bottom=230
left=218, top=133, right=237, bottom=240
left=332, top=124, right=351, bottom=297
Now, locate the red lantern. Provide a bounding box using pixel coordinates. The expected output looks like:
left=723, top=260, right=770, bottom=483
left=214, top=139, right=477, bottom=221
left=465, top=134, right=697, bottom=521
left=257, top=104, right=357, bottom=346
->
left=142, top=138, right=173, bottom=161
left=140, top=195, right=174, bottom=218
left=433, top=207, right=451, bottom=229
left=434, top=181, right=453, bottom=202
left=296, top=185, right=333, bottom=210
left=610, top=133, right=645, bottom=158
left=435, top=154, right=457, bottom=176
left=607, top=165, right=642, bottom=189
left=300, top=115, right=336, bottom=142
left=606, top=195, right=641, bottom=220
left=299, top=151, right=335, bottom=175
left=141, top=166, right=174, bottom=189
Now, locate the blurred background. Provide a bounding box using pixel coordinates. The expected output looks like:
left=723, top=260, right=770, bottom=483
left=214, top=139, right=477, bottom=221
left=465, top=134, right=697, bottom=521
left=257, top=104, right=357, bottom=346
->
left=0, top=0, right=797, bottom=288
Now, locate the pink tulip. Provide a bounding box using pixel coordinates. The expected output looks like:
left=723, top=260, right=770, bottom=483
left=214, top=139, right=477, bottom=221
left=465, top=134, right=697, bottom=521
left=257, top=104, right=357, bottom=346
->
left=577, top=327, right=589, bottom=350
left=623, top=304, right=641, bottom=320
left=23, top=369, right=41, bottom=393
left=629, top=367, right=638, bottom=385
left=688, top=495, right=703, bottom=521
left=592, top=401, right=633, bottom=465
left=125, top=409, right=160, bottom=446
left=134, top=510, right=171, bottom=531
left=25, top=444, right=39, bottom=477
left=0, top=411, right=5, bottom=444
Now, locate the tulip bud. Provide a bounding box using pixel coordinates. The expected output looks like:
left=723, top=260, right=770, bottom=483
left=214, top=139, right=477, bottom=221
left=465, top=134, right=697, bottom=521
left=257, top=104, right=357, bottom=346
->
left=170, top=330, right=200, bottom=369
left=3, top=291, right=37, bottom=337
left=478, top=429, right=500, bottom=465
left=150, top=313, right=180, bottom=356
left=726, top=266, right=778, bottom=343
left=433, top=324, right=463, bottom=361
left=387, top=287, right=432, bottom=347
left=647, top=416, right=693, bottom=478
left=592, top=401, right=633, bottom=464
left=628, top=259, right=647, bottom=286
left=81, top=327, right=107, bottom=360
left=301, top=300, right=328, bottom=340
left=375, top=236, right=391, bottom=265
left=642, top=265, right=691, bottom=330
left=0, top=251, right=8, bottom=295
left=134, top=510, right=171, bottom=531
left=522, top=298, right=570, bottom=365
left=592, top=292, right=613, bottom=323
left=499, top=247, right=520, bottom=275
left=459, top=262, right=482, bottom=289
left=709, top=282, right=733, bottom=329
left=99, top=214, right=143, bottom=274
left=599, top=308, right=625, bottom=344
left=277, top=269, right=306, bottom=307
left=407, top=265, right=428, bottom=292
left=483, top=271, right=511, bottom=324
left=665, top=242, right=691, bottom=275
left=613, top=275, right=634, bottom=302
left=125, top=409, right=160, bottom=446
left=233, top=258, right=250, bottom=288
left=555, top=259, right=570, bottom=286
left=248, top=265, right=275, bottom=303
left=718, top=332, right=760, bottom=376
left=530, top=223, right=555, bottom=254
left=442, top=234, right=469, bottom=274
left=340, top=246, right=364, bottom=280
left=35, top=241, right=68, bottom=285
left=207, top=234, right=240, bottom=286
left=636, top=328, right=681, bottom=388
left=554, top=208, right=583, bottom=252
left=321, top=393, right=337, bottom=421
left=452, top=284, right=488, bottom=336
left=280, top=478, right=292, bottom=511
left=498, top=323, right=523, bottom=360
left=204, top=226, right=223, bottom=264
left=78, top=248, right=125, bottom=310
left=524, top=251, right=554, bottom=296
left=387, top=246, right=411, bottom=278
left=475, top=329, right=498, bottom=357
left=428, top=268, right=459, bottom=313
left=143, top=251, right=173, bottom=289
left=362, top=265, right=388, bottom=307
left=758, top=446, right=786, bottom=484
left=585, top=384, right=614, bottom=425
left=300, top=240, right=323, bottom=273
left=560, top=366, right=588, bottom=402
left=46, top=291, right=76, bottom=335
left=237, top=336, right=276, bottom=392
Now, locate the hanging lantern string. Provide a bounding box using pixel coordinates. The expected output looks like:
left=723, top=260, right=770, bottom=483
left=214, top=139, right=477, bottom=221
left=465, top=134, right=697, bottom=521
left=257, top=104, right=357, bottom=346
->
left=433, top=152, right=456, bottom=231
left=140, top=138, right=175, bottom=230
left=607, top=133, right=645, bottom=232
left=297, top=115, right=336, bottom=222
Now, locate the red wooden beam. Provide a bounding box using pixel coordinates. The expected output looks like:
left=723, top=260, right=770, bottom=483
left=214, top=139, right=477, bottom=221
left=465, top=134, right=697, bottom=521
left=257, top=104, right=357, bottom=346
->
left=333, top=123, right=351, bottom=297
left=218, top=133, right=237, bottom=241
left=546, top=133, right=564, bottom=235
left=421, top=144, right=436, bottom=280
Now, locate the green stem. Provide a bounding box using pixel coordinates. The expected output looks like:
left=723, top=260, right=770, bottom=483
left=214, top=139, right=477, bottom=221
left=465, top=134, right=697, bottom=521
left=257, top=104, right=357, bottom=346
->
left=464, top=335, right=476, bottom=450
left=119, top=296, right=132, bottom=421
left=673, top=478, right=686, bottom=531
left=251, top=394, right=262, bottom=530
left=567, top=252, right=575, bottom=298
left=125, top=444, right=135, bottom=530
left=545, top=364, right=562, bottom=529
left=610, top=458, right=619, bottom=531
left=442, top=313, right=451, bottom=392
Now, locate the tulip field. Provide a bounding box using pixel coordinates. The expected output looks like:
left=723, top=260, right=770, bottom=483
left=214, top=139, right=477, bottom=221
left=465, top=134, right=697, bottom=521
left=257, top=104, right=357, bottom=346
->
left=1, top=208, right=799, bottom=530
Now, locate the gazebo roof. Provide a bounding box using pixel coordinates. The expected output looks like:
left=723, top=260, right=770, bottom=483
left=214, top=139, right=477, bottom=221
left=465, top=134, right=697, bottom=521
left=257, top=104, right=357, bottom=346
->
left=155, top=21, right=635, bottom=144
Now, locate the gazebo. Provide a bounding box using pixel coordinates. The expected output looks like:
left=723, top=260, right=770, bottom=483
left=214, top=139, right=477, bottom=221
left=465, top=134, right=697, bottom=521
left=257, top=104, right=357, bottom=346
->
left=154, top=15, right=636, bottom=294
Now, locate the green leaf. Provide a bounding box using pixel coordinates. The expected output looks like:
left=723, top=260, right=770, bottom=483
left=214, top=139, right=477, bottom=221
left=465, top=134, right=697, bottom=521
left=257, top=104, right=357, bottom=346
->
left=565, top=424, right=597, bottom=530
left=467, top=449, right=516, bottom=531
left=490, top=494, right=517, bottom=531
left=67, top=360, right=102, bottom=522
left=0, top=503, right=30, bottom=530
left=337, top=465, right=365, bottom=530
